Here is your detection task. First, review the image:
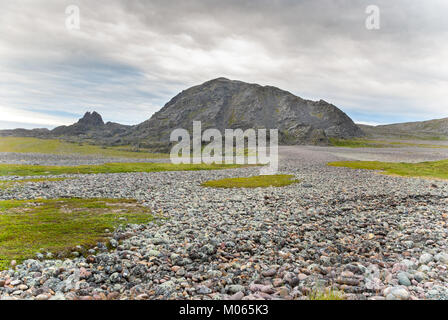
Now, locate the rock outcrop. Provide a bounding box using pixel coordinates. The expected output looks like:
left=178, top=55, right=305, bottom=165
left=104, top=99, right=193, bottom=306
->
left=0, top=78, right=365, bottom=149
left=52, top=111, right=105, bottom=136
left=123, top=78, right=364, bottom=150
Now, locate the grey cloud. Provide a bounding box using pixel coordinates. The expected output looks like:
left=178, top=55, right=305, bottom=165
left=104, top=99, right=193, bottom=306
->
left=1, top=0, right=447, bottom=127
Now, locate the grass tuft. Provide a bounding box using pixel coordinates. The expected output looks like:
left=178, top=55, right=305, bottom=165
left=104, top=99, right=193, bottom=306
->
left=329, top=138, right=389, bottom=148
left=329, top=137, right=448, bottom=149
left=308, top=288, right=345, bottom=300
left=0, top=178, right=70, bottom=190
left=0, top=162, right=246, bottom=177
left=201, top=174, right=299, bottom=188
left=0, top=137, right=168, bottom=159
left=0, top=198, right=155, bottom=270
left=328, top=159, right=448, bottom=180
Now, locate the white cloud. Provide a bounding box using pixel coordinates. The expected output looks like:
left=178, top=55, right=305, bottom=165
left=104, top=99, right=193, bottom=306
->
left=356, top=121, right=383, bottom=126
left=0, top=106, right=73, bottom=127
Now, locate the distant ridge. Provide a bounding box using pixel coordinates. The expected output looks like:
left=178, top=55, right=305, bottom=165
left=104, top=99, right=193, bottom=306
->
left=358, top=117, right=448, bottom=140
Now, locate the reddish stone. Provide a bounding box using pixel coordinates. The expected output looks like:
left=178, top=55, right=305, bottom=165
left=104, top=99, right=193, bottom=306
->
left=107, top=292, right=120, bottom=300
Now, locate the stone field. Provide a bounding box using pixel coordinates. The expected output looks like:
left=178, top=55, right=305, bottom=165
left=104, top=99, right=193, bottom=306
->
left=1, top=145, right=448, bottom=300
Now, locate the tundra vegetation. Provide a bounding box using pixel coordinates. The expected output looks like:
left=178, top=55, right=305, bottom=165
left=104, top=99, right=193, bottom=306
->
left=201, top=174, right=299, bottom=188
left=0, top=178, right=71, bottom=190
left=330, top=138, right=448, bottom=149
left=307, top=287, right=345, bottom=300
left=0, top=198, right=155, bottom=270
left=0, top=162, right=245, bottom=177
left=328, top=159, right=448, bottom=180
left=0, top=137, right=168, bottom=159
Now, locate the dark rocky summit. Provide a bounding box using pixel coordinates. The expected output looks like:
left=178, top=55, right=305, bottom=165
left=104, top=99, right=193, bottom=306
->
left=47, top=112, right=131, bottom=145
left=0, top=111, right=131, bottom=142
left=52, top=111, right=105, bottom=136
left=121, top=78, right=364, bottom=150
left=0, top=78, right=365, bottom=148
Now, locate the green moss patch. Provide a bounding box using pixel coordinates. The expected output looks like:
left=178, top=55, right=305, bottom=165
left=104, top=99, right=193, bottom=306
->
left=0, top=178, right=71, bottom=190
left=308, top=288, right=345, bottom=300
left=0, top=137, right=168, bottom=159
left=0, top=198, right=155, bottom=270
left=328, top=159, right=448, bottom=180
left=201, top=174, right=299, bottom=188
left=0, top=162, right=245, bottom=177
left=329, top=138, right=388, bottom=148
left=329, top=138, right=448, bottom=149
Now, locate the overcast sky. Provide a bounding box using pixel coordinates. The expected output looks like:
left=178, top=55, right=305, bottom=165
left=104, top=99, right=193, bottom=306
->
left=1, top=0, right=447, bottom=129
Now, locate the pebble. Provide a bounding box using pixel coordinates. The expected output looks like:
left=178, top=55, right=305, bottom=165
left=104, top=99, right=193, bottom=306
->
left=397, top=272, right=411, bottom=287
left=262, top=269, right=277, bottom=277
left=35, top=294, right=51, bottom=300
left=229, top=291, right=244, bottom=300
left=385, top=287, right=410, bottom=300
left=414, top=272, right=425, bottom=283
left=228, top=285, right=245, bottom=294
left=435, top=253, right=448, bottom=264
left=419, top=253, right=434, bottom=265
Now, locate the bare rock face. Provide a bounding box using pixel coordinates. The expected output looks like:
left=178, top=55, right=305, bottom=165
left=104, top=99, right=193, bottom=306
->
left=49, top=112, right=132, bottom=144
left=125, top=78, right=364, bottom=150
left=77, top=111, right=104, bottom=127
left=52, top=111, right=105, bottom=136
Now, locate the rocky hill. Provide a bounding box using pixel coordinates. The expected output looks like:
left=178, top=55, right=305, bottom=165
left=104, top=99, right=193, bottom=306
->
left=0, top=128, right=51, bottom=138
left=0, top=111, right=132, bottom=143
left=0, top=78, right=365, bottom=149
left=358, top=118, right=448, bottom=140
left=121, top=78, right=364, bottom=150
left=52, top=111, right=105, bottom=136
left=51, top=111, right=131, bottom=142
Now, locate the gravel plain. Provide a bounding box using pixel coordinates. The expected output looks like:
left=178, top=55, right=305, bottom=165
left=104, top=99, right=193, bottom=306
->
left=1, top=146, right=448, bottom=300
